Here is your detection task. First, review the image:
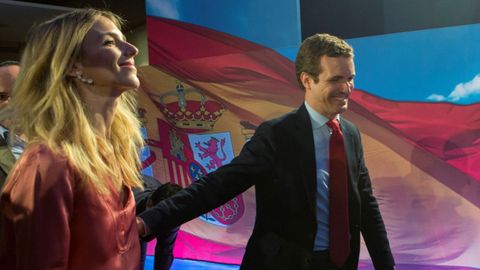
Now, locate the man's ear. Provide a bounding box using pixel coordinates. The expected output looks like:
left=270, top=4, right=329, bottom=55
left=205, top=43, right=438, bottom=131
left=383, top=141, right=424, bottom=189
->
left=300, top=72, right=312, bottom=90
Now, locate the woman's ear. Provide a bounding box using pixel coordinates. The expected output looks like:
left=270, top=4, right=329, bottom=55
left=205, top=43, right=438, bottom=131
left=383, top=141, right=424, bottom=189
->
left=67, top=62, right=83, bottom=78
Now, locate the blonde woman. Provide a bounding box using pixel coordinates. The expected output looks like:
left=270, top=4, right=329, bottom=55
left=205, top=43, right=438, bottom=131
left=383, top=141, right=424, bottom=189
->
left=0, top=9, right=144, bottom=269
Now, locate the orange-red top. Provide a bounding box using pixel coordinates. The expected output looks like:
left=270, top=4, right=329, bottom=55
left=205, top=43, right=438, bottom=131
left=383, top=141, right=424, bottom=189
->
left=0, top=144, right=140, bottom=270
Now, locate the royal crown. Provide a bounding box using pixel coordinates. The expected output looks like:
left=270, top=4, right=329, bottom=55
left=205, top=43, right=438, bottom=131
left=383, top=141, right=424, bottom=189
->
left=154, top=81, right=225, bottom=132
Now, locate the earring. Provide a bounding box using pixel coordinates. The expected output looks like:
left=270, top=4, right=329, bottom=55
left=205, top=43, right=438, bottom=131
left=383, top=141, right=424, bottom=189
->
left=75, top=71, right=93, bottom=85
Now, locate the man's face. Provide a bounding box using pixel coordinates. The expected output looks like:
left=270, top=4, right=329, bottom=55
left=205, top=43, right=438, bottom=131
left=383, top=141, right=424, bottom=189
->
left=303, top=56, right=355, bottom=119
left=0, top=64, right=20, bottom=111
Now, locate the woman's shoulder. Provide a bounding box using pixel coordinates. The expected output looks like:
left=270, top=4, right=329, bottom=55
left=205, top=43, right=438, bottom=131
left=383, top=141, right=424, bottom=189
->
left=21, top=143, right=68, bottom=164
left=12, top=143, right=76, bottom=182
left=2, top=144, right=78, bottom=216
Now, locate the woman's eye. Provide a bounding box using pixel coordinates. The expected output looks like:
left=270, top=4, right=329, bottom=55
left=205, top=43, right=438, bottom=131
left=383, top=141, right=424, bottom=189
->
left=103, top=39, right=115, bottom=45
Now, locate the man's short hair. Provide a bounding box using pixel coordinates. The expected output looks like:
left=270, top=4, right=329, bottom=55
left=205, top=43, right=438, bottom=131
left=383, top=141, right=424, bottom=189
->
left=0, top=61, right=20, bottom=68
left=295, top=33, right=353, bottom=90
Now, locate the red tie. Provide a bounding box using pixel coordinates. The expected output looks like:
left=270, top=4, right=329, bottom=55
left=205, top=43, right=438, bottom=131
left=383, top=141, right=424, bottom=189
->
left=326, top=119, right=350, bottom=267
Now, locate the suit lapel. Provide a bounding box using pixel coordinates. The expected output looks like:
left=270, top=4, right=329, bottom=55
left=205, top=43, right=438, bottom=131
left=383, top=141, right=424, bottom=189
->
left=294, top=105, right=317, bottom=215
left=339, top=117, right=356, bottom=185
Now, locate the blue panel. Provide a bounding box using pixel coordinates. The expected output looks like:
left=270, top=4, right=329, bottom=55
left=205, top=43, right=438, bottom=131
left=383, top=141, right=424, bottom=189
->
left=140, top=127, right=154, bottom=176
left=146, top=0, right=301, bottom=54
left=145, top=256, right=240, bottom=270
left=348, top=23, right=480, bottom=104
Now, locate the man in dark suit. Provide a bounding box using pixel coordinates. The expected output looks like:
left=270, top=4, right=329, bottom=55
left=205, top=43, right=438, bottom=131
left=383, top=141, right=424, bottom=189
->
left=137, top=33, right=395, bottom=270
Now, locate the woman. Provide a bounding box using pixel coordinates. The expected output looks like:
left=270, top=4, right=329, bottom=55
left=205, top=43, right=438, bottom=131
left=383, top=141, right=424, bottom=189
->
left=0, top=9, right=144, bottom=269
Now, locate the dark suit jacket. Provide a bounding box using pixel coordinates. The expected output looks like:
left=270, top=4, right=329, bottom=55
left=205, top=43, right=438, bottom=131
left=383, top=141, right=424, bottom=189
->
left=0, top=135, right=16, bottom=189
left=139, top=104, right=395, bottom=270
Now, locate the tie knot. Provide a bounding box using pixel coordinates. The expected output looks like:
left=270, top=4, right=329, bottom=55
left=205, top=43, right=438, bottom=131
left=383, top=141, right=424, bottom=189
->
left=326, top=119, right=340, bottom=133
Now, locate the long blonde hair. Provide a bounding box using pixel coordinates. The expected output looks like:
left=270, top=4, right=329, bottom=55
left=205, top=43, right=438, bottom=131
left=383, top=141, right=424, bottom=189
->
left=8, top=8, right=143, bottom=192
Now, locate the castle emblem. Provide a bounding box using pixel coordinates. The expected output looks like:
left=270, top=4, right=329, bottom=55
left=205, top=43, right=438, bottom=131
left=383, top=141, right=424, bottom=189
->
left=169, top=130, right=186, bottom=162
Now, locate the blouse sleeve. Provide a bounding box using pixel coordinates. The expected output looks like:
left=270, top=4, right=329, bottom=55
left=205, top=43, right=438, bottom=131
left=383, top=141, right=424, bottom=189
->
left=0, top=145, right=75, bottom=270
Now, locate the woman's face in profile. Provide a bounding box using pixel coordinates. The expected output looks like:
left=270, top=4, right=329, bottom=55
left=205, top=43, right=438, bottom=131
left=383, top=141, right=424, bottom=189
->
left=79, top=16, right=139, bottom=96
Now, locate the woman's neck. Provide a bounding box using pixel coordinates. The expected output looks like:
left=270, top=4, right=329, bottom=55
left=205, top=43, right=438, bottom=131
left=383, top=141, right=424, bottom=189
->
left=77, top=85, right=120, bottom=139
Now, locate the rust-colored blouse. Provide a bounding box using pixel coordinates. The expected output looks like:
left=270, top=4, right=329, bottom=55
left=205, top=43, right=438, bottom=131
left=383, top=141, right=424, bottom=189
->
left=0, top=144, right=140, bottom=270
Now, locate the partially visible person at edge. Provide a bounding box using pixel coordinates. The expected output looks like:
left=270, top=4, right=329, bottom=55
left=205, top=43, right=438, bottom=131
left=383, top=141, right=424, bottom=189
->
left=136, top=33, right=395, bottom=270
left=0, top=61, right=22, bottom=187
left=0, top=8, right=144, bottom=270
left=0, top=61, right=19, bottom=112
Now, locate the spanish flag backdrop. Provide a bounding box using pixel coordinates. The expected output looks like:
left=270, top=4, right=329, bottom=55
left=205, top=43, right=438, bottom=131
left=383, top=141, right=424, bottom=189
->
left=139, top=1, right=480, bottom=269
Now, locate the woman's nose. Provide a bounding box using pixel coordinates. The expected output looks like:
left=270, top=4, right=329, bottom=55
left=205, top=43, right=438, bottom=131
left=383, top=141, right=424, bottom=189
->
left=124, top=42, right=139, bottom=58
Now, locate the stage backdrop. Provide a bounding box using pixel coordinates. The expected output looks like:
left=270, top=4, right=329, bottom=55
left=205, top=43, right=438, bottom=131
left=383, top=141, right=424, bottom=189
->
left=139, top=1, right=480, bottom=269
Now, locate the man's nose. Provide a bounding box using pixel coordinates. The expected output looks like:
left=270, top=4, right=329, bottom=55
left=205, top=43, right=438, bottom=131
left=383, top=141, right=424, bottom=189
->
left=342, top=81, right=353, bottom=91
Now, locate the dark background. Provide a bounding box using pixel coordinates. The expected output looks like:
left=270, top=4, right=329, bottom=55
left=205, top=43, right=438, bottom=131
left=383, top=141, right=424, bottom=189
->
left=0, top=0, right=146, bottom=61
left=1, top=0, right=480, bottom=61
left=300, top=0, right=480, bottom=39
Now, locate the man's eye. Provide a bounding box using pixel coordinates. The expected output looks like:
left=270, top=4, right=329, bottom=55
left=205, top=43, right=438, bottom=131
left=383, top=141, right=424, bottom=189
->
left=329, top=77, right=341, bottom=82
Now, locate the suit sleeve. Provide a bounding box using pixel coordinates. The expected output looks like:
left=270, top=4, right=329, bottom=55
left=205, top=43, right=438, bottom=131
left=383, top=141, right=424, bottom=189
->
left=132, top=175, right=160, bottom=214
left=139, top=122, right=275, bottom=234
left=354, top=127, right=395, bottom=269
left=0, top=143, right=17, bottom=189
left=0, top=149, right=75, bottom=270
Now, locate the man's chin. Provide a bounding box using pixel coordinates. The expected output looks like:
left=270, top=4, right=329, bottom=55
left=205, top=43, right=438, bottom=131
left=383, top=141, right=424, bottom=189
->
left=335, top=105, right=348, bottom=115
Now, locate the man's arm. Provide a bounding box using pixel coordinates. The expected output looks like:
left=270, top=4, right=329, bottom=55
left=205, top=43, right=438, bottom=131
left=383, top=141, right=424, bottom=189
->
left=354, top=127, right=395, bottom=270
left=138, top=122, right=275, bottom=236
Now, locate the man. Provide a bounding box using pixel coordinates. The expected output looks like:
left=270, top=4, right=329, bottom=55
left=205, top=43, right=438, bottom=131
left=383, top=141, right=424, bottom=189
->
left=137, top=34, right=395, bottom=270
left=0, top=61, right=21, bottom=187
left=133, top=175, right=181, bottom=270
left=0, top=61, right=19, bottom=111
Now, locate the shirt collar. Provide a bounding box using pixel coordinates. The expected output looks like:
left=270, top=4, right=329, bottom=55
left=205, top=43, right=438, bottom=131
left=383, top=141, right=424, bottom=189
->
left=304, top=101, right=339, bottom=129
